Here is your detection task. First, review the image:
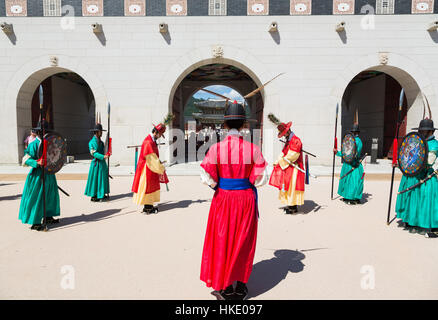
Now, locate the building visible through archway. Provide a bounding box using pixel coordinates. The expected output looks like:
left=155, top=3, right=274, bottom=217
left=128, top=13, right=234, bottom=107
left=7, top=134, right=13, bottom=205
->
left=341, top=70, right=414, bottom=159
left=18, top=71, right=96, bottom=160
left=170, top=63, right=264, bottom=163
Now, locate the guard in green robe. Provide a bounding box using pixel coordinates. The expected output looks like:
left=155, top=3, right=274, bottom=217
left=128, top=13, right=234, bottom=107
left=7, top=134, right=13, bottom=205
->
left=396, top=119, right=438, bottom=235
left=84, top=123, right=110, bottom=201
left=18, top=122, right=60, bottom=231
left=333, top=124, right=364, bottom=205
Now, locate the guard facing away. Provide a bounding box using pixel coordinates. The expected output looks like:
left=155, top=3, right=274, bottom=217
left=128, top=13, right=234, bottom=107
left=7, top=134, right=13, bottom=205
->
left=132, top=114, right=172, bottom=214
left=200, top=101, right=268, bottom=300
left=333, top=112, right=365, bottom=205
left=268, top=113, right=305, bottom=214
left=395, top=115, right=438, bottom=236
left=18, top=121, right=61, bottom=231
left=84, top=123, right=110, bottom=202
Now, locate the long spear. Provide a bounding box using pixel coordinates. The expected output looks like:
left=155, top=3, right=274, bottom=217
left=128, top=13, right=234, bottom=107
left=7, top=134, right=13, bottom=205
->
left=386, top=88, right=405, bottom=225
left=39, top=85, right=48, bottom=231
left=331, top=103, right=339, bottom=200
left=107, top=102, right=111, bottom=197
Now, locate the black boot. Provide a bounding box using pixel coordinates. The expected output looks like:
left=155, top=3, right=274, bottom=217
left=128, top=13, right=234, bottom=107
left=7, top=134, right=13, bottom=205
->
left=91, top=197, right=98, bottom=202
left=235, top=281, right=248, bottom=300
left=219, top=284, right=235, bottom=300
left=46, top=217, right=59, bottom=224
left=143, top=205, right=155, bottom=214
left=30, top=224, right=46, bottom=231
left=290, top=205, right=298, bottom=213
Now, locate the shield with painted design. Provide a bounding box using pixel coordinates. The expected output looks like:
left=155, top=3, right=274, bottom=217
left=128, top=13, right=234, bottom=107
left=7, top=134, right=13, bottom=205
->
left=341, top=133, right=357, bottom=165
left=37, top=131, right=68, bottom=174
left=397, top=132, right=428, bottom=177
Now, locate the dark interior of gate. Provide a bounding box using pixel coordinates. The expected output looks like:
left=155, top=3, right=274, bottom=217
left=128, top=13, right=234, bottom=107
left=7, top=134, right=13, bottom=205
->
left=170, top=63, right=264, bottom=163
left=341, top=70, right=407, bottom=160
left=30, top=73, right=95, bottom=159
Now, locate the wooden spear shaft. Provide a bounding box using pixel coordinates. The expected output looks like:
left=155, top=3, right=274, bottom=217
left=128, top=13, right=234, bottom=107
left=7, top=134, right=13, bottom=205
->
left=331, top=103, right=339, bottom=200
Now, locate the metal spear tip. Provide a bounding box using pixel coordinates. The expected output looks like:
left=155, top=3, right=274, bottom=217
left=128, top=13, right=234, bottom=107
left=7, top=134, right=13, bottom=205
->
left=39, top=85, right=44, bottom=106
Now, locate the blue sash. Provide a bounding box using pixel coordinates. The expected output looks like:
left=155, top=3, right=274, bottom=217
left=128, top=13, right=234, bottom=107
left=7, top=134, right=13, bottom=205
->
left=217, top=178, right=259, bottom=219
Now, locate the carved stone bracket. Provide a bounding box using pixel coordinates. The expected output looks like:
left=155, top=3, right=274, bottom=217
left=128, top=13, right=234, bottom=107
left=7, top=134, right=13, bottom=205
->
left=212, top=45, right=224, bottom=58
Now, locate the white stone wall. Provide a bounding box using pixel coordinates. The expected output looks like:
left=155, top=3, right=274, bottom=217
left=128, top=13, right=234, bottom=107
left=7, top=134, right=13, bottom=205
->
left=0, top=14, right=437, bottom=166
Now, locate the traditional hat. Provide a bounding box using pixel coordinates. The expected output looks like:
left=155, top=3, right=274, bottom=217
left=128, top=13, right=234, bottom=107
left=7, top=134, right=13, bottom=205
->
left=224, top=100, right=246, bottom=121
left=32, top=120, right=50, bottom=132
left=412, top=119, right=436, bottom=131
left=267, top=113, right=292, bottom=138
left=90, top=123, right=106, bottom=132
left=152, top=113, right=175, bottom=139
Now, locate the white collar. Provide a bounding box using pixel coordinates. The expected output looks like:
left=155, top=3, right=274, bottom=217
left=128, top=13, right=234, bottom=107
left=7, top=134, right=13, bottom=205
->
left=149, top=133, right=156, bottom=142
left=227, top=129, right=241, bottom=137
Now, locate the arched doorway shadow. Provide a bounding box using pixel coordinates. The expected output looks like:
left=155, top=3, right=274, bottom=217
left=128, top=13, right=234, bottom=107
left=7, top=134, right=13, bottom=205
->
left=247, top=249, right=306, bottom=299
left=16, top=68, right=98, bottom=161
left=340, top=66, right=425, bottom=161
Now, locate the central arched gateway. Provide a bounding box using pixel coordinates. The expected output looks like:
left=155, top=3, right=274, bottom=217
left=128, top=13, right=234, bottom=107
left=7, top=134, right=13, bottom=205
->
left=168, top=60, right=265, bottom=163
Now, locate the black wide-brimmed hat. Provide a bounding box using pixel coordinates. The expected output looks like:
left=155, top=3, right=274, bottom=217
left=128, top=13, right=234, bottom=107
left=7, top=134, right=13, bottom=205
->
left=90, top=123, right=106, bottom=132
left=412, top=119, right=437, bottom=131
left=32, top=120, right=50, bottom=132
left=224, top=101, right=247, bottom=121
left=350, top=123, right=361, bottom=133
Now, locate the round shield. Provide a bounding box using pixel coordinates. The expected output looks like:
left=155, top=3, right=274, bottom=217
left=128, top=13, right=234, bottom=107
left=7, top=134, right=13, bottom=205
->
left=37, top=131, right=67, bottom=174
left=397, top=132, right=428, bottom=177
left=341, top=133, right=358, bottom=165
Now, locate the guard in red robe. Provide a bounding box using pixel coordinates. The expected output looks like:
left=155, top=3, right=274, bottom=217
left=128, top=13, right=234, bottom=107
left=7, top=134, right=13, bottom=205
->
left=200, top=102, right=268, bottom=300
left=132, top=120, right=170, bottom=214
left=269, top=116, right=305, bottom=214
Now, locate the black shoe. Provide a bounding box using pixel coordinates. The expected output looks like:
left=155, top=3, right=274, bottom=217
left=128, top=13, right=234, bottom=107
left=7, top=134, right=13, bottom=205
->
left=46, top=217, right=59, bottom=224
left=290, top=206, right=298, bottom=214
left=425, top=232, right=438, bottom=238
left=153, top=206, right=159, bottom=214
left=354, top=199, right=361, bottom=205
left=143, top=205, right=155, bottom=214
left=31, top=224, right=46, bottom=231
left=234, top=282, right=248, bottom=300
left=91, top=197, right=98, bottom=202
left=219, top=285, right=235, bottom=300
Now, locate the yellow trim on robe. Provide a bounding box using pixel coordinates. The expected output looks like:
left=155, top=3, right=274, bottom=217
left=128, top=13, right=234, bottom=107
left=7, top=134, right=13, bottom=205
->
left=278, top=150, right=304, bottom=206
left=132, top=153, right=164, bottom=206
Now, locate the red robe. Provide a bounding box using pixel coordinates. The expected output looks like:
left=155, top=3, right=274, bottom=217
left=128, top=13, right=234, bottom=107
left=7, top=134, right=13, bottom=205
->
left=132, top=135, right=168, bottom=194
left=269, top=134, right=305, bottom=192
left=200, top=134, right=267, bottom=291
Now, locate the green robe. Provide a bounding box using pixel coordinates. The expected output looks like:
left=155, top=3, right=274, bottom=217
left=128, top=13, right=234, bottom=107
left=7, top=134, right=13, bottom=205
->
left=18, top=138, right=60, bottom=225
left=336, top=136, right=364, bottom=200
left=396, top=136, right=438, bottom=229
left=84, top=136, right=109, bottom=199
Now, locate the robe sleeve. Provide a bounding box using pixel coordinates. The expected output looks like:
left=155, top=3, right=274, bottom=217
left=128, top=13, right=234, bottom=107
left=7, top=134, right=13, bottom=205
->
left=200, top=143, right=219, bottom=183
left=249, top=144, right=267, bottom=185
left=89, top=138, right=105, bottom=160
left=336, top=150, right=342, bottom=157
left=22, top=140, right=39, bottom=168
left=200, top=170, right=217, bottom=188
left=254, top=167, right=269, bottom=187
left=145, top=153, right=165, bottom=174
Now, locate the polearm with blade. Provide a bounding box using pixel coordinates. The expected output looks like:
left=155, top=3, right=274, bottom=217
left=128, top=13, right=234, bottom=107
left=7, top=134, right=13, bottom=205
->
left=106, top=102, right=112, bottom=197
left=331, top=103, right=339, bottom=200
left=386, top=88, right=405, bottom=225
left=39, top=85, right=48, bottom=231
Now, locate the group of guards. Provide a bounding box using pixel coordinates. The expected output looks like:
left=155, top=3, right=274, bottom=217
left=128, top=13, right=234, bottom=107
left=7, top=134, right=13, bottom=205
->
left=16, top=90, right=437, bottom=300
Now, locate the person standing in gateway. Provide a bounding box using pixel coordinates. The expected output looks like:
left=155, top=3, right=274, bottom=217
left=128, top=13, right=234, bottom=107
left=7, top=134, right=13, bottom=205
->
left=84, top=123, right=110, bottom=202
left=199, top=101, right=268, bottom=300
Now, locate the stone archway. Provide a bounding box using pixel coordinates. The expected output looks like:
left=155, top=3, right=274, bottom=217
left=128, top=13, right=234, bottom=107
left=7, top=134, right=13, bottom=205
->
left=2, top=55, right=107, bottom=164
left=331, top=53, right=436, bottom=160
left=154, top=46, right=281, bottom=163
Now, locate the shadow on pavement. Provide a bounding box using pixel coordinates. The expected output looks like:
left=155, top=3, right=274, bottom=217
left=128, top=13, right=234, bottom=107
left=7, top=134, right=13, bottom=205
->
left=362, top=193, right=372, bottom=204
left=158, top=199, right=210, bottom=212
left=50, top=208, right=134, bottom=231
left=247, top=249, right=306, bottom=299
left=0, top=194, right=22, bottom=201
left=108, top=192, right=133, bottom=202
left=300, top=200, right=324, bottom=214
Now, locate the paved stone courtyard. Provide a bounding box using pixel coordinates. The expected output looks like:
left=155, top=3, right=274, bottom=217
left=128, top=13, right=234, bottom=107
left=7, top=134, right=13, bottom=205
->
left=1, top=174, right=437, bottom=300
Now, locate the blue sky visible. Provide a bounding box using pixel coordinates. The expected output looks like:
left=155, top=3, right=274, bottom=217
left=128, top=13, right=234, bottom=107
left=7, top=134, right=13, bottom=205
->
left=192, top=85, right=245, bottom=103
